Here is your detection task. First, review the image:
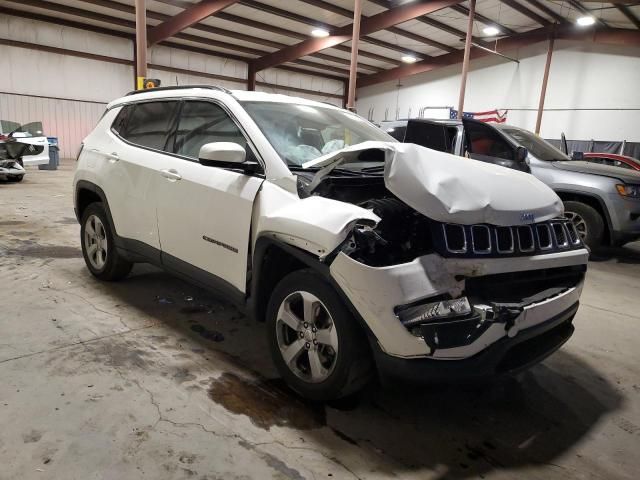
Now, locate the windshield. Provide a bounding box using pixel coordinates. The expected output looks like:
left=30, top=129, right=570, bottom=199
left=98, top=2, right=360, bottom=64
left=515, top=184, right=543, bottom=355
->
left=501, top=127, right=570, bottom=161
left=241, top=101, right=395, bottom=167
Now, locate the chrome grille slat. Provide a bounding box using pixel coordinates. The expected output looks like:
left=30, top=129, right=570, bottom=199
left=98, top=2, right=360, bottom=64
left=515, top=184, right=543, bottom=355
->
left=495, top=226, right=514, bottom=253
left=565, top=221, right=581, bottom=245
left=516, top=226, right=535, bottom=253
left=551, top=222, right=569, bottom=248
left=442, top=224, right=467, bottom=253
left=471, top=225, right=492, bottom=254
left=536, top=224, right=553, bottom=250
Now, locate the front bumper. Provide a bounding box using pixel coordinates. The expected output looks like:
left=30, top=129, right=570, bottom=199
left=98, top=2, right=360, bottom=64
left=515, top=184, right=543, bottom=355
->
left=0, top=161, right=25, bottom=179
left=330, top=249, right=588, bottom=360
left=607, top=193, right=640, bottom=244
left=373, top=301, right=577, bottom=383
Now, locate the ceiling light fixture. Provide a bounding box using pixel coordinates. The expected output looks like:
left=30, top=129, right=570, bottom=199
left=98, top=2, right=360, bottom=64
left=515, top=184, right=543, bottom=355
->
left=576, top=16, right=595, bottom=26
left=483, top=26, right=500, bottom=36
left=311, top=28, right=329, bottom=38
left=401, top=55, right=417, bottom=63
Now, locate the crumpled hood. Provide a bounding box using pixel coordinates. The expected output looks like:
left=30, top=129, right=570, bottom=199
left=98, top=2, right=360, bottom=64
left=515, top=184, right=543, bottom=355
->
left=304, top=141, right=563, bottom=226
left=552, top=160, right=640, bottom=183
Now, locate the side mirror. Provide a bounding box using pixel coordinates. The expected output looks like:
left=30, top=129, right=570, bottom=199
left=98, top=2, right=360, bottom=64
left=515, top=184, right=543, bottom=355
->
left=571, top=151, right=584, bottom=161
left=198, top=142, right=246, bottom=167
left=516, top=146, right=528, bottom=162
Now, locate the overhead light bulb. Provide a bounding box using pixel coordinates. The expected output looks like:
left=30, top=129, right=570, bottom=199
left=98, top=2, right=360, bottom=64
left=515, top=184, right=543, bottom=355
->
left=576, top=16, right=595, bottom=26
left=401, top=55, right=417, bottom=63
left=311, top=28, right=329, bottom=38
left=483, top=26, right=500, bottom=36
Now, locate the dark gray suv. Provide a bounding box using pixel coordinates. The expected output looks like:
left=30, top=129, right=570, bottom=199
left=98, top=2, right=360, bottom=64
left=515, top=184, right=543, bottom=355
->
left=381, top=118, right=640, bottom=249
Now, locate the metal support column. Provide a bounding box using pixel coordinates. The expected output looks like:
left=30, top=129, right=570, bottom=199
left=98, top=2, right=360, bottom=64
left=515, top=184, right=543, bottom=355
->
left=247, top=63, right=256, bottom=91
left=135, top=0, right=147, bottom=90
left=457, top=0, right=476, bottom=119
left=535, top=33, right=555, bottom=134
left=346, top=0, right=363, bottom=111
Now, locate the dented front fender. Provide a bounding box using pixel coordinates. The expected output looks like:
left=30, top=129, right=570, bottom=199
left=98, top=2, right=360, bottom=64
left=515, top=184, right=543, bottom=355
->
left=252, top=181, right=380, bottom=258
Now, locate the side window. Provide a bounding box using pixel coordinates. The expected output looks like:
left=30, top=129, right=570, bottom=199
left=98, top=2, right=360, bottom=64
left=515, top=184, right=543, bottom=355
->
left=382, top=124, right=407, bottom=142
left=405, top=122, right=449, bottom=152
left=616, top=161, right=633, bottom=170
left=111, top=105, right=133, bottom=136
left=464, top=121, right=514, bottom=160
left=174, top=101, right=247, bottom=159
left=119, top=101, right=179, bottom=151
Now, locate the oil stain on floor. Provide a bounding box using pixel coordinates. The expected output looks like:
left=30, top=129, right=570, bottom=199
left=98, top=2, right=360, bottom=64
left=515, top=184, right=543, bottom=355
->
left=5, top=244, right=82, bottom=259
left=208, top=372, right=325, bottom=430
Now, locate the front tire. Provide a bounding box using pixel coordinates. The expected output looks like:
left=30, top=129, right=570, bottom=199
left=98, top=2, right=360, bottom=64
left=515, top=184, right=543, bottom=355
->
left=80, top=202, right=132, bottom=281
left=7, top=175, right=24, bottom=182
left=563, top=201, right=604, bottom=250
left=266, top=269, right=373, bottom=401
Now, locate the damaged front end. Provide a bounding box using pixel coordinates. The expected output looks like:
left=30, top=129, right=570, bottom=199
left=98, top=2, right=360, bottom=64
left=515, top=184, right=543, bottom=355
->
left=291, top=142, right=588, bottom=374
left=0, top=158, right=26, bottom=180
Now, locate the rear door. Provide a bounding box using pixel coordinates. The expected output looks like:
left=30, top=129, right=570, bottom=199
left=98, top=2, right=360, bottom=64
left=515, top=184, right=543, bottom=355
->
left=156, top=99, right=264, bottom=295
left=104, top=100, right=180, bottom=253
left=462, top=119, right=529, bottom=172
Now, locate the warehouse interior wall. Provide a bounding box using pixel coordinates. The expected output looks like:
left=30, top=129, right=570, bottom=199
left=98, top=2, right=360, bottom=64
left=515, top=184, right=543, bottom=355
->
left=356, top=40, right=640, bottom=143
left=0, top=15, right=344, bottom=159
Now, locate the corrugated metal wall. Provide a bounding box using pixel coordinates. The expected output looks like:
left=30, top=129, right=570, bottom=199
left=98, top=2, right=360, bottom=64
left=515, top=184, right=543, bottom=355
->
left=0, top=93, right=106, bottom=159
left=0, top=16, right=345, bottom=159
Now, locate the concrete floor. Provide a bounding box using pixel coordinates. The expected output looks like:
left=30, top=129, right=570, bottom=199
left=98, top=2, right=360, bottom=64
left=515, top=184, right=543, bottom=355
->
left=1, top=161, right=639, bottom=480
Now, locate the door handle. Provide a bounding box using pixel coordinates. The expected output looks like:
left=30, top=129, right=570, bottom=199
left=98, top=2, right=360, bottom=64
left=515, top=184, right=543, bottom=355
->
left=92, top=149, right=119, bottom=161
left=160, top=169, right=182, bottom=181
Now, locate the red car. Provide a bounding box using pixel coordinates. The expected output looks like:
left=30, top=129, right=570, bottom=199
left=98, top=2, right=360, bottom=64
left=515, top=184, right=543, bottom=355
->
left=583, top=153, right=640, bottom=171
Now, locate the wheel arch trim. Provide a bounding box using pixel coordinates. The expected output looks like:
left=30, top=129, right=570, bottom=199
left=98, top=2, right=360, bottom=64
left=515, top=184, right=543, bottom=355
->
left=555, top=189, right=612, bottom=243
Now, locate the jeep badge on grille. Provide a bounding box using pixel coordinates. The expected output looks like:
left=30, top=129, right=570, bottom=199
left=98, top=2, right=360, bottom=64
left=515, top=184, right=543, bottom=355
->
left=520, top=212, right=536, bottom=223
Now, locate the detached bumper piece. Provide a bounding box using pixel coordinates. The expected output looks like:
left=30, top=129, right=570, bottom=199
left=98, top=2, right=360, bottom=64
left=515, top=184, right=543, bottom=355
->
left=375, top=301, right=578, bottom=384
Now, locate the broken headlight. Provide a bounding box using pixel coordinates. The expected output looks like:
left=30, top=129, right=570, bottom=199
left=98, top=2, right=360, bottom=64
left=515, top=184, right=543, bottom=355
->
left=397, top=297, right=472, bottom=327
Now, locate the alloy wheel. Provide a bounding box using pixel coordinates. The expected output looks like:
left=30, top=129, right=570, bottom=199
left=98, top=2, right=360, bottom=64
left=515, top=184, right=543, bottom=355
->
left=84, top=214, right=108, bottom=270
left=275, top=291, right=339, bottom=383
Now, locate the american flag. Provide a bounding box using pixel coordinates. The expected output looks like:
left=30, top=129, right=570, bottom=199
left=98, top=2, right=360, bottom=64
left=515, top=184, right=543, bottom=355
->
left=449, top=108, right=508, bottom=123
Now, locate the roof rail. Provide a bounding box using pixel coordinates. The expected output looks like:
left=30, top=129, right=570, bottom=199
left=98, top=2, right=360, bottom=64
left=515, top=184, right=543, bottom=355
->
left=125, top=85, right=232, bottom=96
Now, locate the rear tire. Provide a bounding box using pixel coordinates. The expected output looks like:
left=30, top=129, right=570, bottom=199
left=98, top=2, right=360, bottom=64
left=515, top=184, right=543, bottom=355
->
left=266, top=269, right=373, bottom=401
left=80, top=202, right=132, bottom=281
left=563, top=200, right=604, bottom=250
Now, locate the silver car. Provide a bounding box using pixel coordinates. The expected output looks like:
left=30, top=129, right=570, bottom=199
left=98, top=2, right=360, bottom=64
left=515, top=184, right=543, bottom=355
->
left=380, top=118, right=640, bottom=249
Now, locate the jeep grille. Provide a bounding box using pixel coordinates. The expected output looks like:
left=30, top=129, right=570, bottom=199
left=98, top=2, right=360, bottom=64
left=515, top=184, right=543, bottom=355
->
left=434, top=218, right=582, bottom=258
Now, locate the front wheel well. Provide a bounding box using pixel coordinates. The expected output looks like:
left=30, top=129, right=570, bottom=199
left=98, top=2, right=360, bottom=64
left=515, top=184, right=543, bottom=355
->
left=556, top=191, right=611, bottom=245
left=251, top=242, right=314, bottom=323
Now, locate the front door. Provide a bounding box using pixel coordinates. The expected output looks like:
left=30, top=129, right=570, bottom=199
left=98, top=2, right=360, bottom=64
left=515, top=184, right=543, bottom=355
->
left=156, top=100, right=264, bottom=295
left=462, top=119, right=529, bottom=172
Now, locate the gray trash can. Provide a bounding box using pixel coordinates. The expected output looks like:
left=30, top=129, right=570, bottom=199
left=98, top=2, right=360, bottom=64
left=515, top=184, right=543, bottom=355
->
left=39, top=137, right=59, bottom=170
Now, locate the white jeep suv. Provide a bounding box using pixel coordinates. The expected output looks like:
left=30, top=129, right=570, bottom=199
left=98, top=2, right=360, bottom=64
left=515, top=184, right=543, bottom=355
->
left=74, top=86, right=589, bottom=400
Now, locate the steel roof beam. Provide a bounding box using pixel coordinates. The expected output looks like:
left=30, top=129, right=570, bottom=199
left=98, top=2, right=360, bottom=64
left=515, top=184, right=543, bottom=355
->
left=615, top=4, right=640, bottom=30
left=147, top=0, right=240, bottom=45
left=522, top=0, right=566, bottom=24
left=358, top=25, right=640, bottom=87
left=499, top=0, right=551, bottom=26
left=252, top=0, right=464, bottom=72
left=3, top=0, right=357, bottom=77
left=450, top=4, right=517, bottom=35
